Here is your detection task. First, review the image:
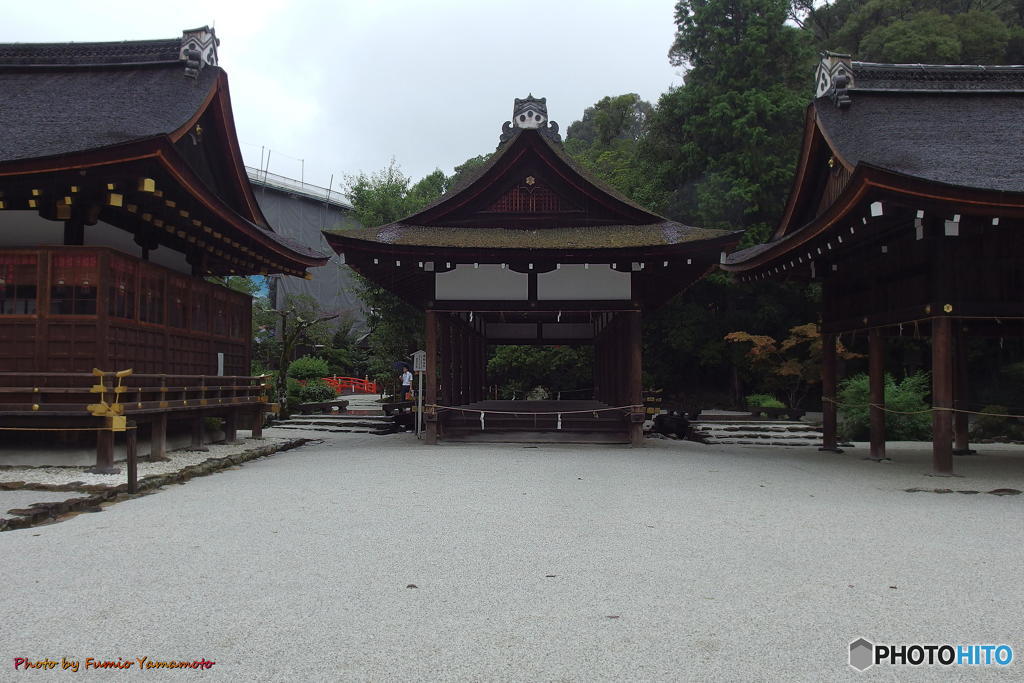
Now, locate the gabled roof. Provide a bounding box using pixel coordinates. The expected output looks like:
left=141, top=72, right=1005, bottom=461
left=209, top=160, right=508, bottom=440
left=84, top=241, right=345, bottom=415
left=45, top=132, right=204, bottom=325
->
left=326, top=126, right=736, bottom=253
left=725, top=56, right=1024, bottom=271
left=0, top=29, right=328, bottom=273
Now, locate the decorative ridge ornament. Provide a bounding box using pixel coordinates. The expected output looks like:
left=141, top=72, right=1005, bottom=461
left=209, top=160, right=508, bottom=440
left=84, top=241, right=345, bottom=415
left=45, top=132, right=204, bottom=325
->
left=815, top=52, right=853, bottom=108
left=180, top=26, right=219, bottom=79
left=500, top=95, right=561, bottom=144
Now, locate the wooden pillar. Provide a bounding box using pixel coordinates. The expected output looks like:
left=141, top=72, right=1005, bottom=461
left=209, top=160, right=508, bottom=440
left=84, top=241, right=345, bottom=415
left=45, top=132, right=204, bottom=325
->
left=868, top=328, right=887, bottom=461
left=627, top=310, right=644, bottom=447
left=425, top=310, right=438, bottom=445
left=126, top=421, right=138, bottom=494
left=953, top=325, right=974, bottom=455
left=820, top=332, right=841, bottom=453
left=190, top=415, right=207, bottom=451
left=90, top=427, right=119, bottom=474
left=251, top=407, right=264, bottom=439
left=932, top=316, right=955, bottom=474
left=150, top=413, right=168, bottom=460
left=224, top=409, right=239, bottom=443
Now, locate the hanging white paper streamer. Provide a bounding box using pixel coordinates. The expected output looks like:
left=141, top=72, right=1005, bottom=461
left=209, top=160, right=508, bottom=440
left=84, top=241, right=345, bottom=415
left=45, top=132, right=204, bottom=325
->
left=469, top=311, right=473, bottom=322
left=557, top=413, right=562, bottom=430
left=480, top=411, right=485, bottom=430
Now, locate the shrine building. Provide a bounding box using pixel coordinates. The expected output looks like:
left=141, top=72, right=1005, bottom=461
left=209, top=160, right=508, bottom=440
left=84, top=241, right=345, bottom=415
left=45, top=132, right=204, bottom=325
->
left=723, top=53, right=1024, bottom=474
left=0, top=28, right=327, bottom=470
left=325, top=96, right=739, bottom=445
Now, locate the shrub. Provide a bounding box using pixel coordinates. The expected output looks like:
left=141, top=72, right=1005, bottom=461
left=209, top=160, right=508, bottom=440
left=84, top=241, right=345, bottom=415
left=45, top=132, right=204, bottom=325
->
left=837, top=371, right=932, bottom=441
left=299, top=379, right=337, bottom=403
left=746, top=393, right=785, bottom=409
left=971, top=405, right=1024, bottom=441
left=287, top=355, right=329, bottom=381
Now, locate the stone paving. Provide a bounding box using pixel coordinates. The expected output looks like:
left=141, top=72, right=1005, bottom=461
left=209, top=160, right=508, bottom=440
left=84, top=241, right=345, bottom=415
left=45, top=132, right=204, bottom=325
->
left=1, top=430, right=1021, bottom=681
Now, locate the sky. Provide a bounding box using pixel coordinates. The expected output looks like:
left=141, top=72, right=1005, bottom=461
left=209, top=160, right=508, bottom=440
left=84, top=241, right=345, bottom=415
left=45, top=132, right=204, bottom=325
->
left=2, top=1, right=683, bottom=193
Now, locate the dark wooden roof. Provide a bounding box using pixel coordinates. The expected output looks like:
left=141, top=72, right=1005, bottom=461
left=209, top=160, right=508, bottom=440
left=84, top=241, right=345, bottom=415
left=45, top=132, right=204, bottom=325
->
left=326, top=126, right=737, bottom=254
left=0, top=60, right=219, bottom=163
left=724, top=59, right=1024, bottom=272
left=0, top=33, right=328, bottom=273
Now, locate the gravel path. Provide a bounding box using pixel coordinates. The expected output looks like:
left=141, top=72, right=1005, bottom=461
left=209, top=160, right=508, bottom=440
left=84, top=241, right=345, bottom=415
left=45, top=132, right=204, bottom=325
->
left=1, top=431, right=1021, bottom=681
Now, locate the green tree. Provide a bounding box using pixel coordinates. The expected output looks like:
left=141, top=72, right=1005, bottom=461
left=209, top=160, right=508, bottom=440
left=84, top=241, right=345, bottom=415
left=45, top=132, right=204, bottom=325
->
left=343, top=160, right=452, bottom=388
left=644, top=0, right=815, bottom=243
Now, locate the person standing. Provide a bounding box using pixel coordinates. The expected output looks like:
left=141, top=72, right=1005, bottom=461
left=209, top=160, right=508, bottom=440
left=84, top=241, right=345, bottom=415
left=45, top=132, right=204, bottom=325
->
left=401, top=365, right=413, bottom=401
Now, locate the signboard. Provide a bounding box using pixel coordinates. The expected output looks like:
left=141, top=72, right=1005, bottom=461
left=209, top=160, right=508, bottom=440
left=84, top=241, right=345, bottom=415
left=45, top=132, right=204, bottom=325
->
left=412, top=350, right=427, bottom=372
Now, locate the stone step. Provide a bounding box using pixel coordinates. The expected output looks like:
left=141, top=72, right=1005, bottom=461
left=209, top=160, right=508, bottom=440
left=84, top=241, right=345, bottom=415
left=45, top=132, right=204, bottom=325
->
left=690, top=420, right=823, bottom=447
left=271, top=425, right=394, bottom=435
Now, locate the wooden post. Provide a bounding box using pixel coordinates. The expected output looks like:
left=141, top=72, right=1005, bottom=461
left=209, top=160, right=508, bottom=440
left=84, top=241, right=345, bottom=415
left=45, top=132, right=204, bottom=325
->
left=90, top=427, right=120, bottom=474
left=953, top=325, right=974, bottom=455
left=150, top=413, right=168, bottom=460
left=224, top=408, right=239, bottom=443
left=820, top=332, right=841, bottom=452
left=932, top=316, right=955, bottom=474
left=126, top=421, right=138, bottom=493
left=251, top=407, right=264, bottom=439
left=190, top=415, right=207, bottom=451
left=868, top=328, right=887, bottom=460
left=627, top=310, right=644, bottom=447
left=425, top=310, right=438, bottom=445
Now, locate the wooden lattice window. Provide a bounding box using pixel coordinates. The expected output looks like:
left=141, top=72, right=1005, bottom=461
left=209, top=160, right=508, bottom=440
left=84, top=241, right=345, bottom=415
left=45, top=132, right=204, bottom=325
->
left=488, top=182, right=562, bottom=213
left=0, top=253, right=38, bottom=315
left=107, top=254, right=137, bottom=320
left=139, top=268, right=164, bottom=324
left=167, top=276, right=189, bottom=328
left=211, top=289, right=228, bottom=336
left=191, top=287, right=208, bottom=332
left=50, top=253, right=98, bottom=315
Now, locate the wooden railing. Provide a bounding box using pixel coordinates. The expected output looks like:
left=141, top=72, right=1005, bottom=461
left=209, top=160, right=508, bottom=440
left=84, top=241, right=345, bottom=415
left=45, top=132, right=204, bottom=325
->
left=322, top=376, right=380, bottom=394
left=0, top=371, right=268, bottom=416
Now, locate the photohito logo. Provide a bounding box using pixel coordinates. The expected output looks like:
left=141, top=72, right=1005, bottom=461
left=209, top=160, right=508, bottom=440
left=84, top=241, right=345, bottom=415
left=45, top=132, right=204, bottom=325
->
left=849, top=638, right=1014, bottom=671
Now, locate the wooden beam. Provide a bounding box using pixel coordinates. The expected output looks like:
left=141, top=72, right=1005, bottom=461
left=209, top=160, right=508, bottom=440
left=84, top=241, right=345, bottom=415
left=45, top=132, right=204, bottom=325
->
left=932, top=316, right=955, bottom=474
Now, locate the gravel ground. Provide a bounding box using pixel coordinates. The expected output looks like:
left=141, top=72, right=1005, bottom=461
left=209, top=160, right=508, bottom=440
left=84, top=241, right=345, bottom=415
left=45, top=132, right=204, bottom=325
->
left=0, top=435, right=289, bottom=488
left=1, top=431, right=1021, bottom=681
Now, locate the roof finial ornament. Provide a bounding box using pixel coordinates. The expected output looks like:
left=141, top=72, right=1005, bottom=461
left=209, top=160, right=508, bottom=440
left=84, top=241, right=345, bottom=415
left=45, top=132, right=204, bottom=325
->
left=500, top=95, right=561, bottom=144
left=180, top=26, right=219, bottom=78
left=815, top=51, right=853, bottom=108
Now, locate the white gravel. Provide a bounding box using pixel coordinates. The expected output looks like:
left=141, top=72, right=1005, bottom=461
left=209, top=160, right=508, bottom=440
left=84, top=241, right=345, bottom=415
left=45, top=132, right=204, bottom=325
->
left=0, top=435, right=290, bottom=488
left=1, top=432, right=1021, bottom=681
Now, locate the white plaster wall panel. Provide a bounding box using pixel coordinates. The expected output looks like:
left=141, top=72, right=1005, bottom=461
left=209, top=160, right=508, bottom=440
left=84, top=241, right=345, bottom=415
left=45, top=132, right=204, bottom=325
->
left=540, top=323, right=593, bottom=339
left=537, top=264, right=630, bottom=300
left=0, top=211, right=64, bottom=245
left=435, top=264, right=528, bottom=300
left=485, top=323, right=537, bottom=339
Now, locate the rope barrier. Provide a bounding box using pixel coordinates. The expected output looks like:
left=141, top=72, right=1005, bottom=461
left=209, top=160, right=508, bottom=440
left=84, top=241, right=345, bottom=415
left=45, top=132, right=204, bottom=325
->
left=0, top=426, right=137, bottom=432
left=822, top=397, right=1024, bottom=419
left=428, top=404, right=643, bottom=416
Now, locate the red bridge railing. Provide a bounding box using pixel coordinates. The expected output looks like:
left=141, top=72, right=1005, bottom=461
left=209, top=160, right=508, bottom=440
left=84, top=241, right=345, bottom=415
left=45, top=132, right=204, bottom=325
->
left=322, top=376, right=380, bottom=394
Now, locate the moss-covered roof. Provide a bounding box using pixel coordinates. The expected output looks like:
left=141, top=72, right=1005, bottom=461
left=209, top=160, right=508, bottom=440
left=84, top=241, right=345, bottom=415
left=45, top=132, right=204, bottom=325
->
left=326, top=221, right=735, bottom=251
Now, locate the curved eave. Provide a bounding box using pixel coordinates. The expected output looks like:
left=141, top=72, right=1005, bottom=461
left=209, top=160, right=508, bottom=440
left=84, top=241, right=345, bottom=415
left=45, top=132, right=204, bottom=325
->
left=323, top=228, right=741, bottom=262
left=0, top=137, right=327, bottom=272
left=723, top=163, right=1024, bottom=273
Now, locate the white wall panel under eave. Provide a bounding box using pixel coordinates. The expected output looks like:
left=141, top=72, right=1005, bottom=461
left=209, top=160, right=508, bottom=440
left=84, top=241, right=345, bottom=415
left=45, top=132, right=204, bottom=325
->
left=537, top=264, right=630, bottom=300
left=485, top=323, right=538, bottom=340
left=435, top=264, right=528, bottom=300
left=0, top=211, right=65, bottom=245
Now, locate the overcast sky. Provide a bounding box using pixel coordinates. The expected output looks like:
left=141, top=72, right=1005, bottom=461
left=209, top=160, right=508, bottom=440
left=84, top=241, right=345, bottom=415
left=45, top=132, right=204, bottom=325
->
left=4, top=1, right=682, bottom=193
